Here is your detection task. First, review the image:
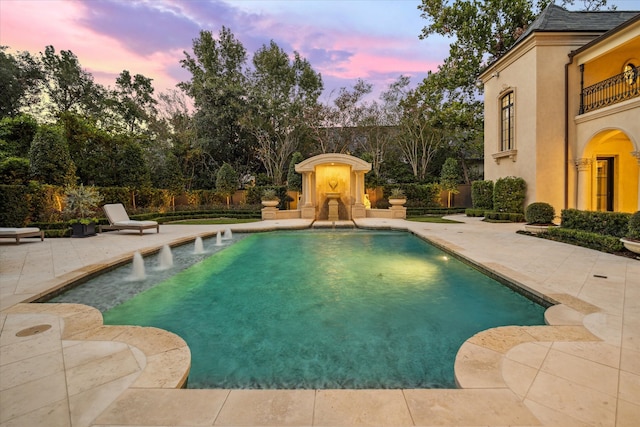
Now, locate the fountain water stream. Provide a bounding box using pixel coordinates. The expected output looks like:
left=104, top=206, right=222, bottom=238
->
left=158, top=245, right=173, bottom=270
left=223, top=228, right=232, bottom=240
left=194, top=237, right=205, bottom=254
left=130, top=252, right=146, bottom=280
left=215, top=231, right=223, bottom=246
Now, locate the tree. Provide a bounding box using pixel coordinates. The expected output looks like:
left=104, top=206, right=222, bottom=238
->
left=40, top=46, right=104, bottom=119
left=116, top=138, right=152, bottom=209
left=440, top=157, right=460, bottom=208
left=287, top=151, right=304, bottom=191
left=29, top=125, right=76, bottom=185
left=110, top=70, right=158, bottom=134
left=243, top=41, right=323, bottom=184
left=59, top=112, right=115, bottom=186
left=419, top=0, right=552, bottom=83
left=0, top=157, right=30, bottom=185
left=356, top=77, right=409, bottom=180
left=154, top=90, right=204, bottom=190
left=179, top=28, right=254, bottom=175
left=216, top=162, right=237, bottom=206
left=0, top=114, right=39, bottom=158
left=0, top=47, right=43, bottom=119
left=396, top=85, right=443, bottom=182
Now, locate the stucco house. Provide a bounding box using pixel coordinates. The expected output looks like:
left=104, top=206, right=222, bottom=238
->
left=480, top=4, right=640, bottom=214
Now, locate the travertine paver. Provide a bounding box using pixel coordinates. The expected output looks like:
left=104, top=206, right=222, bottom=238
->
left=1, top=217, right=638, bottom=426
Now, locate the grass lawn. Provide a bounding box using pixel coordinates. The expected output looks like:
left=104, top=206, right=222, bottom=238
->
left=167, top=218, right=261, bottom=225
left=406, top=216, right=462, bottom=224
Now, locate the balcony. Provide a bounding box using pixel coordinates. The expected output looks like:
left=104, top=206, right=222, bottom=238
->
left=580, top=64, right=639, bottom=114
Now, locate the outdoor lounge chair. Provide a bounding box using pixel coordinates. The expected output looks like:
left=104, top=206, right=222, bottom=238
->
left=101, top=203, right=159, bottom=235
left=0, top=227, right=44, bottom=244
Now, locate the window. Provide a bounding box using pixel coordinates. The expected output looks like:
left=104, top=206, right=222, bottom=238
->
left=500, top=92, right=514, bottom=151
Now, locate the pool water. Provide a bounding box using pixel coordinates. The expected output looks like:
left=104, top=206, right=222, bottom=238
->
left=99, top=230, right=545, bottom=389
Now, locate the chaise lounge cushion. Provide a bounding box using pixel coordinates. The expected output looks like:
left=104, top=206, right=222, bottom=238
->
left=0, top=227, right=44, bottom=243
left=102, top=203, right=159, bottom=234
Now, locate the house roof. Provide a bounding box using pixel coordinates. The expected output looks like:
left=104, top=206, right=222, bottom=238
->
left=515, top=4, right=639, bottom=45
left=481, top=4, right=639, bottom=76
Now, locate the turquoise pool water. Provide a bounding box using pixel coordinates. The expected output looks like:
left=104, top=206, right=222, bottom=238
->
left=100, top=230, right=545, bottom=389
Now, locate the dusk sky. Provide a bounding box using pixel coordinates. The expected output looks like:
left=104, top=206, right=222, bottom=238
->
left=2, top=0, right=640, bottom=102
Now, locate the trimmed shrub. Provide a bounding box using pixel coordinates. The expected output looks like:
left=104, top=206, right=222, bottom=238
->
left=100, top=187, right=133, bottom=208
left=246, top=185, right=289, bottom=209
left=0, top=185, right=30, bottom=226
left=525, top=202, right=555, bottom=225
left=0, top=157, right=30, bottom=185
left=408, top=207, right=465, bottom=216
left=627, top=211, right=640, bottom=240
left=465, top=208, right=485, bottom=217
left=483, top=211, right=525, bottom=222
left=560, top=209, right=630, bottom=238
left=493, top=176, right=526, bottom=213
left=383, top=183, right=441, bottom=207
left=545, top=227, right=624, bottom=253
left=471, top=180, right=493, bottom=210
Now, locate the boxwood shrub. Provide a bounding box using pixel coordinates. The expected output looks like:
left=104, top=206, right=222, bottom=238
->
left=560, top=209, right=631, bottom=238
left=545, top=227, right=624, bottom=253
left=493, top=176, right=526, bottom=213
left=471, top=180, right=494, bottom=210
left=383, top=183, right=441, bottom=207
left=626, top=211, right=640, bottom=240
left=525, top=202, right=555, bottom=225
left=483, top=211, right=525, bottom=222
left=465, top=208, right=486, bottom=217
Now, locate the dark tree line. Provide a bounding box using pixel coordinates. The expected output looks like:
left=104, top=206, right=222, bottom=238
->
left=6, top=0, right=583, bottom=195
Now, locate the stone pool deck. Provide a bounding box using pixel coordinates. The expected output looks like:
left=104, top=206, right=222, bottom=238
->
left=0, top=216, right=638, bottom=426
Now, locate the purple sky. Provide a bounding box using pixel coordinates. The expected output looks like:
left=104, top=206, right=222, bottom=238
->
left=2, top=0, right=639, bottom=102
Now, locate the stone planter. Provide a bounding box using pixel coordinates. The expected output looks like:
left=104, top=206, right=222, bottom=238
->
left=620, top=238, right=640, bottom=254
left=388, top=198, right=406, bottom=206
left=261, top=200, right=279, bottom=208
left=70, top=222, right=96, bottom=238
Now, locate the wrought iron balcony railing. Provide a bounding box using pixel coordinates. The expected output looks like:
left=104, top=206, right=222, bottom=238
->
left=580, top=64, right=639, bottom=114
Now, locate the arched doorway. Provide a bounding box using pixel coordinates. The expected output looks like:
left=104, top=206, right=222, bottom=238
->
left=577, top=129, right=639, bottom=212
left=295, top=154, right=372, bottom=220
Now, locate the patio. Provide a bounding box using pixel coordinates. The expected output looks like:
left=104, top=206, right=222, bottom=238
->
left=1, top=216, right=638, bottom=426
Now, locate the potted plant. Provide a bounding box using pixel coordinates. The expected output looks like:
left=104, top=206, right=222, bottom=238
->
left=63, top=184, right=103, bottom=237
left=261, top=188, right=280, bottom=208
left=524, top=202, right=556, bottom=234
left=388, top=188, right=406, bottom=206
left=620, top=211, right=640, bottom=254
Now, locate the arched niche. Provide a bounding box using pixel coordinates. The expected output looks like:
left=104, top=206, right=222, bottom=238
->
left=295, top=153, right=372, bottom=220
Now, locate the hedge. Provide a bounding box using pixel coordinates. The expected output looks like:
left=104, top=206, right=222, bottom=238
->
left=545, top=227, right=625, bottom=253
left=407, top=207, right=465, bottom=216
left=465, top=208, right=486, bottom=217
left=628, top=211, right=640, bottom=240
left=0, top=185, right=31, bottom=226
left=471, top=180, right=493, bottom=210
left=560, top=209, right=631, bottom=238
left=493, top=176, right=526, bottom=213
left=246, top=185, right=290, bottom=209
left=483, top=211, right=525, bottom=222
left=382, top=183, right=441, bottom=207
left=0, top=184, right=234, bottom=226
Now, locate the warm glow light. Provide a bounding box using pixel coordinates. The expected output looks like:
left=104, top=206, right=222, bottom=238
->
left=442, top=256, right=449, bottom=261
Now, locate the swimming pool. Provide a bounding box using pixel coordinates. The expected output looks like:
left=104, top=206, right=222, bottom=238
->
left=52, top=230, right=546, bottom=389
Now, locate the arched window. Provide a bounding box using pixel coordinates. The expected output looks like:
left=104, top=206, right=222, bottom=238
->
left=500, top=92, right=514, bottom=151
